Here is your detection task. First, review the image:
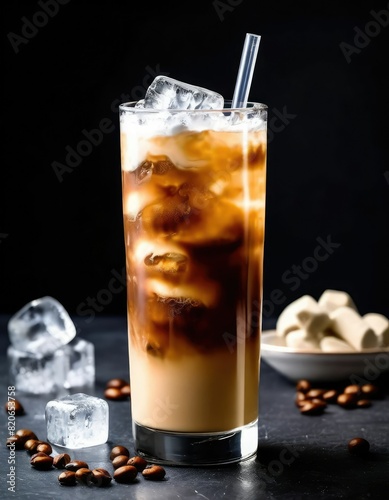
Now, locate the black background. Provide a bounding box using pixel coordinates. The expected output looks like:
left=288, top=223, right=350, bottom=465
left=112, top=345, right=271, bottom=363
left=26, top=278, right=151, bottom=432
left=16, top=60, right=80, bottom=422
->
left=1, top=0, right=389, bottom=324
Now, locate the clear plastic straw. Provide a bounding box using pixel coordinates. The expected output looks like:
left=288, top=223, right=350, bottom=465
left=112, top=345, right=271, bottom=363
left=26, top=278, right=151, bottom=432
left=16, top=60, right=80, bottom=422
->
left=231, top=33, right=261, bottom=109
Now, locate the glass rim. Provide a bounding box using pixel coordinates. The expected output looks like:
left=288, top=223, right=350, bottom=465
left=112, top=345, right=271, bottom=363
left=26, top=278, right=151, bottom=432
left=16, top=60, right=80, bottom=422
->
left=119, top=100, right=267, bottom=114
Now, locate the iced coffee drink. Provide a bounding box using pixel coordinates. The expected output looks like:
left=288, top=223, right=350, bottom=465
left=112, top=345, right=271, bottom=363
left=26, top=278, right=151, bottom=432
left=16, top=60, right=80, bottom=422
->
left=120, top=90, right=267, bottom=465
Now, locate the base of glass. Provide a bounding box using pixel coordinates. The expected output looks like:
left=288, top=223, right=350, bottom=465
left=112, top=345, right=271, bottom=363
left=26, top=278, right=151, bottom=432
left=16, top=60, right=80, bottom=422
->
left=132, top=419, right=258, bottom=466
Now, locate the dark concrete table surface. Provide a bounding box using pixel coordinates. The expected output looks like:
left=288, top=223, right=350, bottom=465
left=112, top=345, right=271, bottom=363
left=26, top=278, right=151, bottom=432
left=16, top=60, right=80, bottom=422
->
left=1, top=314, right=388, bottom=500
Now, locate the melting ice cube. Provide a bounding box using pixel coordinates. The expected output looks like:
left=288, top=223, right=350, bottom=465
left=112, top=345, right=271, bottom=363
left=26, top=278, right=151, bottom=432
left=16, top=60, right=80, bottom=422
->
left=7, top=337, right=95, bottom=394
left=8, top=296, right=76, bottom=355
left=136, top=76, right=224, bottom=110
left=45, top=393, right=109, bottom=448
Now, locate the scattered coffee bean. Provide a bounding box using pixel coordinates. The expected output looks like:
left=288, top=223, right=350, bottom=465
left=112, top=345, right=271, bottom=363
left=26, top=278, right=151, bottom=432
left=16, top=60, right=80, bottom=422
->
left=121, top=384, right=131, bottom=397
left=360, top=384, right=381, bottom=399
left=24, top=439, right=42, bottom=455
left=104, top=387, right=128, bottom=401
left=53, top=453, right=71, bottom=469
left=306, top=388, right=326, bottom=399
left=30, top=451, right=50, bottom=461
left=337, top=393, right=357, bottom=409
left=357, top=399, right=372, bottom=409
left=348, top=437, right=370, bottom=456
left=127, top=456, right=148, bottom=472
left=36, top=442, right=52, bottom=455
left=5, top=399, right=25, bottom=416
left=112, top=454, right=130, bottom=469
left=300, top=401, right=326, bottom=416
left=106, top=378, right=128, bottom=389
left=91, top=468, right=112, bottom=487
left=65, top=460, right=89, bottom=471
left=15, top=429, right=38, bottom=444
left=322, top=390, right=338, bottom=403
left=6, top=435, right=25, bottom=450
left=344, top=384, right=360, bottom=396
left=295, top=381, right=385, bottom=420
left=75, top=467, right=94, bottom=484
left=142, top=465, right=166, bottom=481
left=110, top=445, right=130, bottom=460
left=296, top=379, right=311, bottom=393
left=310, top=398, right=327, bottom=408
left=295, top=391, right=307, bottom=407
left=114, top=465, right=138, bottom=483
left=30, top=452, right=53, bottom=470
left=58, top=470, right=77, bottom=486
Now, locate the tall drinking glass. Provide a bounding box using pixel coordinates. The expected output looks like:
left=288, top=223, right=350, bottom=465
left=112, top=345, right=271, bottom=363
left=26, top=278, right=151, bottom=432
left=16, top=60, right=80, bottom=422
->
left=119, top=101, right=267, bottom=465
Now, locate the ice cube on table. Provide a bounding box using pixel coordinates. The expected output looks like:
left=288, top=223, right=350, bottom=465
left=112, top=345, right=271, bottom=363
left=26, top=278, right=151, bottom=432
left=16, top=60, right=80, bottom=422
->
left=136, top=76, right=224, bottom=110
left=55, top=337, right=95, bottom=389
left=7, top=337, right=95, bottom=394
left=45, top=393, right=109, bottom=449
left=8, top=296, right=76, bottom=355
left=7, top=345, right=63, bottom=394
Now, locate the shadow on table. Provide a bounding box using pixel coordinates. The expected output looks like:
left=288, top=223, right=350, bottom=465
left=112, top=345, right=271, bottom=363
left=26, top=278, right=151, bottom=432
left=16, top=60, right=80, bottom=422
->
left=255, top=442, right=389, bottom=498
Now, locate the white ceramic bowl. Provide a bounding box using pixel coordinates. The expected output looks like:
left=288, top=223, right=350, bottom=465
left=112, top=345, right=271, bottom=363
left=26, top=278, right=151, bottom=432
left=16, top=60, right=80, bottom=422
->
left=261, top=330, right=389, bottom=383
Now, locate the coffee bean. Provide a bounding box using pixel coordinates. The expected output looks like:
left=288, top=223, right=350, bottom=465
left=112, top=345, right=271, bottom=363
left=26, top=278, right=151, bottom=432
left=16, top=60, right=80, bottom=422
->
left=6, top=435, right=24, bottom=450
left=295, top=391, right=307, bottom=407
left=30, top=452, right=53, bottom=470
left=24, top=439, right=42, bottom=454
left=110, top=445, right=130, bottom=460
left=306, top=388, right=326, bottom=399
left=36, top=442, right=52, bottom=455
left=337, top=393, right=357, bottom=409
left=344, top=384, right=360, bottom=396
left=127, top=456, right=148, bottom=472
left=360, top=384, right=381, bottom=399
left=75, top=467, right=94, bottom=484
left=5, top=399, right=25, bottom=416
left=112, top=454, right=130, bottom=469
left=121, top=384, right=131, bottom=397
left=30, top=451, right=50, bottom=461
left=65, top=460, right=89, bottom=471
left=15, top=429, right=38, bottom=444
left=296, top=379, right=311, bottom=393
left=310, top=398, right=327, bottom=408
left=114, top=465, right=138, bottom=483
left=142, top=465, right=166, bottom=481
left=299, top=401, right=325, bottom=416
left=58, top=470, right=77, bottom=486
left=348, top=437, right=370, bottom=456
left=322, top=390, right=338, bottom=403
left=53, top=453, right=71, bottom=469
left=106, top=378, right=128, bottom=389
left=357, top=399, right=372, bottom=409
left=104, top=387, right=128, bottom=401
left=91, top=468, right=112, bottom=487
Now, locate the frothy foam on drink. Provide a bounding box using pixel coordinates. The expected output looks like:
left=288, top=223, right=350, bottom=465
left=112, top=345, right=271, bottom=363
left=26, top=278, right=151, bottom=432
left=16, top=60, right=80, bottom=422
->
left=120, top=110, right=266, bottom=172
